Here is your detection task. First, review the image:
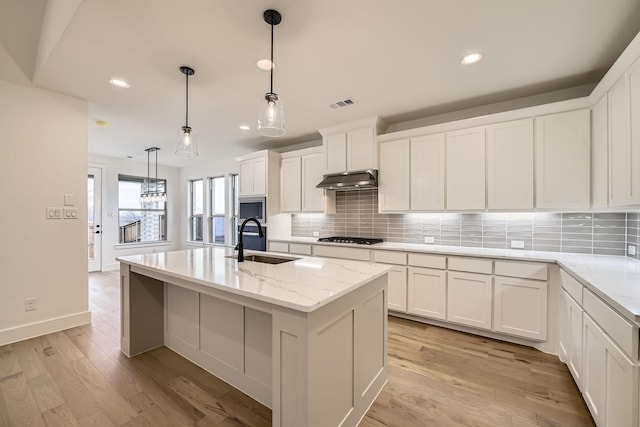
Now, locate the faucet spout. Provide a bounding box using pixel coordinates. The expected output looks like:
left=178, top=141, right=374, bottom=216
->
left=236, top=217, right=264, bottom=262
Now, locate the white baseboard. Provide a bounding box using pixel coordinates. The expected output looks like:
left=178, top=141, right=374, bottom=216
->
left=0, top=311, right=92, bottom=346
left=102, top=262, right=119, bottom=271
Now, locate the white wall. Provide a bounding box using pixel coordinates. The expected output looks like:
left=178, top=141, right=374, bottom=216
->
left=0, top=80, right=89, bottom=345
left=88, top=154, right=182, bottom=271
left=180, top=157, right=240, bottom=247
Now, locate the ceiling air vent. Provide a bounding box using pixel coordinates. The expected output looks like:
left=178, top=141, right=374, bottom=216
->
left=329, top=98, right=355, bottom=109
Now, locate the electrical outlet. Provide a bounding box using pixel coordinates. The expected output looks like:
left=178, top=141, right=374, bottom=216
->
left=424, top=236, right=435, bottom=244
left=511, top=240, right=525, bottom=249
left=25, top=298, right=36, bottom=311
left=629, top=245, right=636, bottom=256
left=312, top=231, right=319, bottom=237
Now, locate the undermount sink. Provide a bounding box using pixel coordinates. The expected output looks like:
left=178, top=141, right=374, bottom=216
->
left=226, top=254, right=300, bottom=264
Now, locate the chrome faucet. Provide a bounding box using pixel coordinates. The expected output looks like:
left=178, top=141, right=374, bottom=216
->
left=235, top=217, right=264, bottom=262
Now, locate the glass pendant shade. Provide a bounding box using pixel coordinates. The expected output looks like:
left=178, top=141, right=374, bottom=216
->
left=176, top=125, right=198, bottom=156
left=258, top=93, right=285, bottom=137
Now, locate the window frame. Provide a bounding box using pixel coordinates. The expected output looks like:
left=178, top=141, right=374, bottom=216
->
left=117, top=174, right=167, bottom=244
left=188, top=178, right=204, bottom=242
left=208, top=175, right=226, bottom=245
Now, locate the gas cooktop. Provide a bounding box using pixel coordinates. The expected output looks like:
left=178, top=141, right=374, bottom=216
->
left=317, top=236, right=384, bottom=245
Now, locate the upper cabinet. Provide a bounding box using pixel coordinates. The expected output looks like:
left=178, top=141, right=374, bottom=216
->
left=535, top=109, right=591, bottom=209
left=236, top=150, right=281, bottom=214
left=486, top=119, right=534, bottom=210
left=280, top=147, right=335, bottom=214
left=592, top=95, right=608, bottom=208
left=608, top=74, right=630, bottom=207
left=378, top=139, right=410, bottom=212
left=238, top=156, right=266, bottom=197
left=320, top=116, right=386, bottom=174
left=446, top=126, right=486, bottom=210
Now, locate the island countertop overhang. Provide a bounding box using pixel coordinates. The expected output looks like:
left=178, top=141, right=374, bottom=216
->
left=117, top=247, right=390, bottom=313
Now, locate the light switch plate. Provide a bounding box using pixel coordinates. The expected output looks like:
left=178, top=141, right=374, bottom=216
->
left=64, top=193, right=75, bottom=206
left=46, top=207, right=62, bottom=219
left=64, top=207, right=78, bottom=219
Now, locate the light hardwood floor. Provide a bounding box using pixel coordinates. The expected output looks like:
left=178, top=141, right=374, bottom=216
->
left=0, top=271, right=594, bottom=426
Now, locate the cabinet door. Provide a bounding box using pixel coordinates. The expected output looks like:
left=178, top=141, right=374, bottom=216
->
left=411, top=134, right=445, bottom=211
left=582, top=313, right=606, bottom=425
left=493, top=276, right=547, bottom=340
left=559, top=289, right=570, bottom=363
left=325, top=132, right=347, bottom=174
left=535, top=109, right=590, bottom=208
left=602, top=329, right=638, bottom=427
left=486, top=119, right=534, bottom=209
left=348, top=126, right=376, bottom=171
left=386, top=266, right=408, bottom=312
left=378, top=139, right=410, bottom=212
left=301, top=153, right=324, bottom=212
left=239, top=160, right=255, bottom=196
left=628, top=56, right=640, bottom=205
left=446, top=271, right=492, bottom=330
left=608, top=74, right=630, bottom=207
left=592, top=95, right=609, bottom=208
left=281, top=157, right=301, bottom=212
left=252, top=157, right=266, bottom=196
left=407, top=267, right=446, bottom=320
left=567, top=291, right=584, bottom=389
left=446, top=126, right=486, bottom=210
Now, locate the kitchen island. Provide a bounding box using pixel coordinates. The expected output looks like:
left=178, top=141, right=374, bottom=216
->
left=117, top=247, right=390, bottom=427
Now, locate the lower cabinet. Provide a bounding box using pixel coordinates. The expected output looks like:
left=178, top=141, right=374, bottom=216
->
left=407, top=267, right=446, bottom=320
left=493, top=276, right=547, bottom=341
left=446, top=271, right=493, bottom=330
left=582, top=313, right=639, bottom=427
left=558, top=289, right=584, bottom=388
left=386, top=265, right=408, bottom=312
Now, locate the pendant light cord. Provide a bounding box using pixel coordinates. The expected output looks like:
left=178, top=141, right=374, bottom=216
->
left=146, top=149, right=150, bottom=196
left=185, top=73, right=189, bottom=128
left=270, top=22, right=274, bottom=94
left=155, top=149, right=159, bottom=194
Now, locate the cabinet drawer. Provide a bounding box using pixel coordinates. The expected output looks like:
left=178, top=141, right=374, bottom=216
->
left=289, top=243, right=312, bottom=255
left=373, top=250, right=407, bottom=265
left=448, top=257, right=492, bottom=274
left=269, top=241, right=289, bottom=253
left=408, top=253, right=446, bottom=269
left=560, top=269, right=583, bottom=305
left=494, top=261, right=548, bottom=280
left=312, top=245, right=370, bottom=261
left=583, top=289, right=638, bottom=359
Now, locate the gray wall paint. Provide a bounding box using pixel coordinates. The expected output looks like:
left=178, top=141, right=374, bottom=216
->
left=292, top=190, right=636, bottom=257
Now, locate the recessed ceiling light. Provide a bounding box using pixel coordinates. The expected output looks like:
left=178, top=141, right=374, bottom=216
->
left=256, top=59, right=274, bottom=71
left=94, top=119, right=108, bottom=127
left=108, top=78, right=130, bottom=88
left=460, top=52, right=483, bottom=66
left=239, top=125, right=251, bottom=130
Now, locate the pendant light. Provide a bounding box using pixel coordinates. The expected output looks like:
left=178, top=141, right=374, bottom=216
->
left=139, top=147, right=167, bottom=203
left=176, top=66, right=198, bottom=156
left=257, top=9, right=285, bottom=137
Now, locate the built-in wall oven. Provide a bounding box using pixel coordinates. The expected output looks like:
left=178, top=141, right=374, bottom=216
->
left=238, top=197, right=267, bottom=251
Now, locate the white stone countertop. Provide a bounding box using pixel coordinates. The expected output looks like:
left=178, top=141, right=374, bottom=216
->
left=270, top=237, right=640, bottom=324
left=117, top=246, right=390, bottom=313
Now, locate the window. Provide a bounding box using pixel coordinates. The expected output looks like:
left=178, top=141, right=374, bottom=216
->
left=208, top=176, right=225, bottom=244
left=118, top=175, right=167, bottom=243
left=189, top=179, right=204, bottom=241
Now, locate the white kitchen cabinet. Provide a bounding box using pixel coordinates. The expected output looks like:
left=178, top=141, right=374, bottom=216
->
left=582, top=313, right=639, bottom=427
left=320, top=118, right=382, bottom=174
left=559, top=289, right=584, bottom=389
left=411, top=133, right=445, bottom=211
left=535, top=109, right=590, bottom=209
left=280, top=157, right=301, bottom=212
left=378, top=139, right=410, bottom=212
left=608, top=74, right=630, bottom=207
left=486, top=119, right=534, bottom=210
left=301, top=152, right=325, bottom=212
left=493, top=276, right=547, bottom=341
left=386, top=266, right=408, bottom=312
left=407, top=267, right=447, bottom=320
left=446, top=271, right=492, bottom=330
left=446, top=126, right=486, bottom=210
left=239, top=157, right=266, bottom=197
left=592, top=95, right=609, bottom=208
left=628, top=56, right=640, bottom=205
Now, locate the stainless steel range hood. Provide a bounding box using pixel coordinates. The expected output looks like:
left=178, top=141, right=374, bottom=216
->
left=316, top=169, right=378, bottom=191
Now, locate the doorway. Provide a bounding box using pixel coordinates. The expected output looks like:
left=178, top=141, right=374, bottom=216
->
left=88, top=166, right=103, bottom=272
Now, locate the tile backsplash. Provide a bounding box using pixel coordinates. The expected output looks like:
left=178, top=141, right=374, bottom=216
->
left=291, top=189, right=638, bottom=257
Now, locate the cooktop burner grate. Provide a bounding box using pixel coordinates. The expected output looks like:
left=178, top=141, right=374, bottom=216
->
left=317, top=236, right=383, bottom=245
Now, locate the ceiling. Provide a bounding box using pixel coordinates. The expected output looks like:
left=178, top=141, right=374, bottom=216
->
left=2, top=0, right=640, bottom=167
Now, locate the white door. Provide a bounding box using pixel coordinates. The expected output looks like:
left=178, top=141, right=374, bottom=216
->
left=88, top=166, right=102, bottom=272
